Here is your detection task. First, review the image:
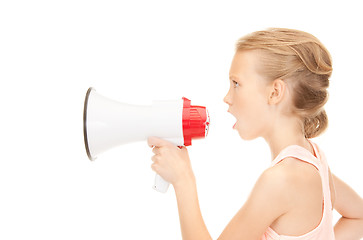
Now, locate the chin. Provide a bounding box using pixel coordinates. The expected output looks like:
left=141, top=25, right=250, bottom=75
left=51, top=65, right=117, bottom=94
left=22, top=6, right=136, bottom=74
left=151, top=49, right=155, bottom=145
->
left=237, top=129, right=257, bottom=141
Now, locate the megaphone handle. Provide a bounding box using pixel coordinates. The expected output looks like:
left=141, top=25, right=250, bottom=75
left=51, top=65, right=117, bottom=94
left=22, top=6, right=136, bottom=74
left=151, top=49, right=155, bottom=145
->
left=153, top=174, right=170, bottom=193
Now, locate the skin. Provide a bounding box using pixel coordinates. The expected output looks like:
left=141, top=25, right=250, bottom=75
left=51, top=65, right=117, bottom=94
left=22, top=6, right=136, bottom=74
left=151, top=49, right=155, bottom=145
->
left=147, top=50, right=363, bottom=240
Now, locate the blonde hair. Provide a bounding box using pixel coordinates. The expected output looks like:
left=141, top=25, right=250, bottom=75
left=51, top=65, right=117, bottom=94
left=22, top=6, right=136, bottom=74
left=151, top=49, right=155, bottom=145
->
left=236, top=28, right=332, bottom=138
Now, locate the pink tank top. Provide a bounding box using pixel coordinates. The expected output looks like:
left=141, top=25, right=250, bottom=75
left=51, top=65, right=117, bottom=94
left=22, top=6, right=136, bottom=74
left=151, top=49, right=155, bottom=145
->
left=261, top=141, right=335, bottom=240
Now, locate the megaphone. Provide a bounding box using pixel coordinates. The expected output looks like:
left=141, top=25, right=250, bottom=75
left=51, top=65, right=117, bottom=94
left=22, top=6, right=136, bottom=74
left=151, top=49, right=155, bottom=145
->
left=83, top=87, right=210, bottom=193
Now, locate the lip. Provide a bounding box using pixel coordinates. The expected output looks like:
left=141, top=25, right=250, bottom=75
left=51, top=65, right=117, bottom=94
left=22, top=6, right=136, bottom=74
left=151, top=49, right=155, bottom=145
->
left=228, top=110, right=235, bottom=118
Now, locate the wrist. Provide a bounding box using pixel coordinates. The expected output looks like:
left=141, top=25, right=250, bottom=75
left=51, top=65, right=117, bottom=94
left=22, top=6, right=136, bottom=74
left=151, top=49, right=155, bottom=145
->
left=173, top=172, right=196, bottom=192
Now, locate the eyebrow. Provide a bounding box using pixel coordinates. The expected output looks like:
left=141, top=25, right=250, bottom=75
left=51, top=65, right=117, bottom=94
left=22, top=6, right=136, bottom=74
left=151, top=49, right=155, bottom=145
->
left=229, top=75, right=240, bottom=80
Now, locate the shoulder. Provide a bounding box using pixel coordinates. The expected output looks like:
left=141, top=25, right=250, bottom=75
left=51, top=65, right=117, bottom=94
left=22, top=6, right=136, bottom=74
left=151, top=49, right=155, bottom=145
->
left=217, top=161, right=295, bottom=238
left=265, top=157, right=322, bottom=202
left=246, top=162, right=299, bottom=217
left=256, top=158, right=321, bottom=202
left=219, top=158, right=323, bottom=239
left=230, top=162, right=297, bottom=231
left=254, top=161, right=298, bottom=202
left=239, top=158, right=322, bottom=220
left=258, top=158, right=307, bottom=190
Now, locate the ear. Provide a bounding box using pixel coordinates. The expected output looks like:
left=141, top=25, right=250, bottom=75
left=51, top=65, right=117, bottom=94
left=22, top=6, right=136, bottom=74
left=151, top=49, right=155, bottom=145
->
left=268, top=79, right=286, bottom=105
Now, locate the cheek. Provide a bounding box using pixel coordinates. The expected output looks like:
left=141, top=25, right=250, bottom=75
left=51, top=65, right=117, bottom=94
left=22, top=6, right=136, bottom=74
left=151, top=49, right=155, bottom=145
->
left=236, top=91, right=263, bottom=115
left=236, top=92, right=268, bottom=127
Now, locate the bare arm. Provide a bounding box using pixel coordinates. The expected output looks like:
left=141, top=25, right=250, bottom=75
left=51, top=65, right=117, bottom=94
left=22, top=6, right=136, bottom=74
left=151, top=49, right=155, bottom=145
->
left=147, top=137, right=212, bottom=240
left=174, top=178, right=212, bottom=240
left=333, top=174, right=363, bottom=240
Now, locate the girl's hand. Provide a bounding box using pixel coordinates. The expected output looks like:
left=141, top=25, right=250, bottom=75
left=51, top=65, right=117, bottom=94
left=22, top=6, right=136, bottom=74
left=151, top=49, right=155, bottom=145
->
left=147, top=136, right=195, bottom=188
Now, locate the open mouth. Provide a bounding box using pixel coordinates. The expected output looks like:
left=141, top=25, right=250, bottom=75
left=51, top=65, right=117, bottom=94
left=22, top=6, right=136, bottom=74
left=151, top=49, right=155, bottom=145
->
left=228, top=111, right=237, bottom=129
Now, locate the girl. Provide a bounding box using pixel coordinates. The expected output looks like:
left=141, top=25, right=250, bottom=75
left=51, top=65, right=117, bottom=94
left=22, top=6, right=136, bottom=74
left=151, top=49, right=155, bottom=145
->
left=147, top=28, right=363, bottom=240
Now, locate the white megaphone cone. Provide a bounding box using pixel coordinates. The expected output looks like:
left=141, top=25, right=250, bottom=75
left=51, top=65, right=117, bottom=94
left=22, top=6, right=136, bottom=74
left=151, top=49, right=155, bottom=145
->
left=83, top=87, right=210, bottom=193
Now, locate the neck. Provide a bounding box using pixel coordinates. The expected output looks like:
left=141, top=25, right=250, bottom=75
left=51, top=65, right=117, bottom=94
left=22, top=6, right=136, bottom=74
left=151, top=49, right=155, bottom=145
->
left=263, top=115, right=312, bottom=161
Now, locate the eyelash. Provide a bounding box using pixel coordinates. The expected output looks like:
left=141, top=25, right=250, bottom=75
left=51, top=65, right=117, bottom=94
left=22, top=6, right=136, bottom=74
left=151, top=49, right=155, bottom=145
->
left=232, top=80, right=239, bottom=88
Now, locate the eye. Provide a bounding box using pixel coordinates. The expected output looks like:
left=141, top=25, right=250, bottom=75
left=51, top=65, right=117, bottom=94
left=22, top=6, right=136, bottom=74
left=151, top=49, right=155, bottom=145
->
left=232, top=80, right=239, bottom=88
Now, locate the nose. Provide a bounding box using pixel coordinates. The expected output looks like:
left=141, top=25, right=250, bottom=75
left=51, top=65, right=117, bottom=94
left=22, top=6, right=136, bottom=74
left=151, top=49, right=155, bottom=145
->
left=223, top=91, right=232, bottom=106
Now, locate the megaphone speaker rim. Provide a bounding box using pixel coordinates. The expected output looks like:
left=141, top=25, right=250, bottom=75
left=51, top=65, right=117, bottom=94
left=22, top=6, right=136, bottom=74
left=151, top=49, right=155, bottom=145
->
left=83, top=87, right=96, bottom=161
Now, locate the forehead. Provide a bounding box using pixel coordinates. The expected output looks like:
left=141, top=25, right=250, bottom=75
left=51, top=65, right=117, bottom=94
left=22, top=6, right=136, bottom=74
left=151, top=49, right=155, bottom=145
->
left=229, top=50, right=260, bottom=77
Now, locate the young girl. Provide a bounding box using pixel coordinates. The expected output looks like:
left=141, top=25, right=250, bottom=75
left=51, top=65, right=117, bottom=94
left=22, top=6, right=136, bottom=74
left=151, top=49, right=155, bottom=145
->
left=147, top=28, right=363, bottom=240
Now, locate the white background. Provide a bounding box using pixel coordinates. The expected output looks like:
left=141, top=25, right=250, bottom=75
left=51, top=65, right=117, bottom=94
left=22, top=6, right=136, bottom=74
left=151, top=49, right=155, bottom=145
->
left=1, top=0, right=362, bottom=239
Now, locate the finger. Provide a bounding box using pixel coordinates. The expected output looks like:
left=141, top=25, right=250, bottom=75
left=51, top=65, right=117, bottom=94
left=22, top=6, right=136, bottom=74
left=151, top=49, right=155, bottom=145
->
left=147, top=137, right=155, bottom=148
left=151, top=162, right=157, bottom=172
left=152, top=147, right=162, bottom=156
left=151, top=162, right=160, bottom=173
left=151, top=155, right=160, bottom=163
